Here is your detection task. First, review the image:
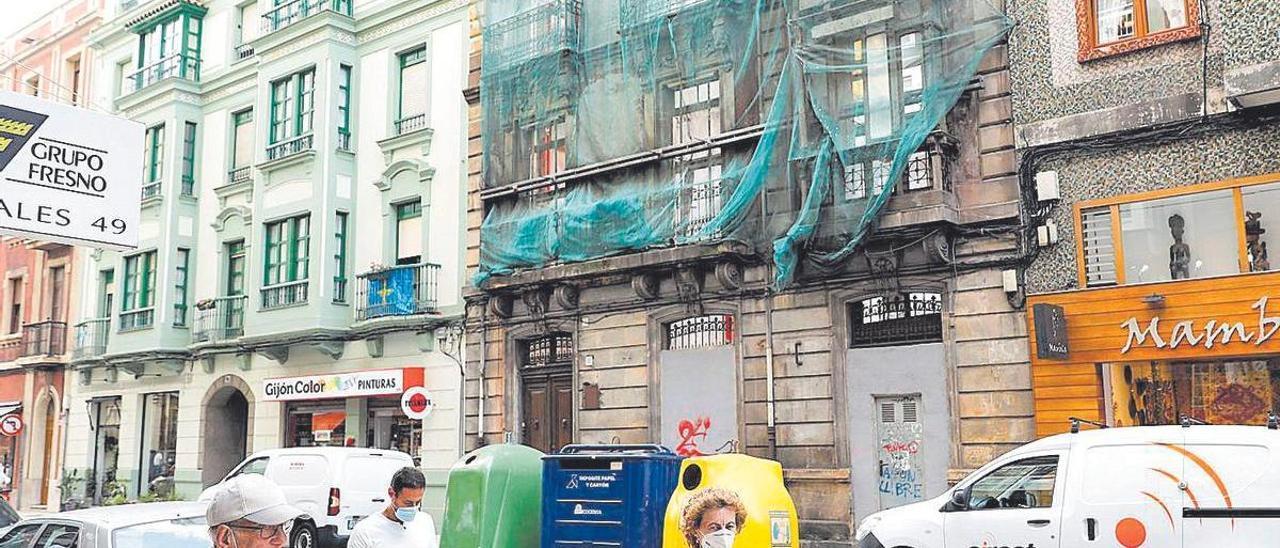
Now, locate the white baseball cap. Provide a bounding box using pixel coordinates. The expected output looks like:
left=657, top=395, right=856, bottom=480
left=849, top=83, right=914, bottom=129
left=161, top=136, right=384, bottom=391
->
left=206, top=475, right=304, bottom=527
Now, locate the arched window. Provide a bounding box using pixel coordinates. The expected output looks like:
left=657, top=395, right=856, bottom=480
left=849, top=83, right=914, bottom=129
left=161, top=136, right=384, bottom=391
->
left=666, top=314, right=734, bottom=350
left=849, top=292, right=942, bottom=347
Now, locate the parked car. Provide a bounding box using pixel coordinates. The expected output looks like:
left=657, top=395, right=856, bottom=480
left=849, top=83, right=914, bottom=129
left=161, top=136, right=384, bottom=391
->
left=0, top=496, right=20, bottom=538
left=199, top=447, right=414, bottom=548
left=855, top=424, right=1280, bottom=548
left=0, top=501, right=209, bottom=548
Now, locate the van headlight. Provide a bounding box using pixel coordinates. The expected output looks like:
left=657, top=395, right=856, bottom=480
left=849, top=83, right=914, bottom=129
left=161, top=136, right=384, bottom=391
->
left=855, top=514, right=882, bottom=542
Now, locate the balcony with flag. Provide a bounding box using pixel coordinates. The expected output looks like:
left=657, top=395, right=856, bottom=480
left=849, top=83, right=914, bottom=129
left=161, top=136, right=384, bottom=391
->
left=354, top=263, right=441, bottom=322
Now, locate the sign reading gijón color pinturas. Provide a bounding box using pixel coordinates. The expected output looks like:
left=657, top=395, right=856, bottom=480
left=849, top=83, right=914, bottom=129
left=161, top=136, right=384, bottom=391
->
left=0, top=91, right=143, bottom=250
left=263, top=369, right=414, bottom=402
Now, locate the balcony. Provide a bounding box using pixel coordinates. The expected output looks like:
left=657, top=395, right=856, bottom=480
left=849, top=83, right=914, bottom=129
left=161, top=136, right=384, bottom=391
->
left=483, top=0, right=581, bottom=73
left=266, top=134, right=314, bottom=162
left=621, top=0, right=713, bottom=24
left=262, top=280, right=309, bottom=310
left=235, top=43, right=255, bottom=62
left=120, top=308, right=155, bottom=331
left=337, top=130, right=352, bottom=152
left=193, top=296, right=247, bottom=344
left=73, top=319, right=110, bottom=361
left=261, top=0, right=352, bottom=35
left=21, top=321, right=66, bottom=357
left=355, top=263, right=440, bottom=321
left=127, top=53, right=200, bottom=93
left=142, top=180, right=161, bottom=200
left=394, top=114, right=426, bottom=136
left=228, top=166, right=252, bottom=184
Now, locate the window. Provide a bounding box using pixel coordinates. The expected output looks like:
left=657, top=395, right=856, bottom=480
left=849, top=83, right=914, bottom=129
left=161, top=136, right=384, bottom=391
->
left=139, top=392, right=179, bottom=498
left=524, top=119, right=567, bottom=178
left=848, top=292, right=943, bottom=348
left=97, top=270, right=115, bottom=318
left=121, top=251, right=156, bottom=329
left=522, top=333, right=574, bottom=368
left=132, top=8, right=203, bottom=90
left=6, top=278, right=23, bottom=335
left=264, top=215, right=310, bottom=286
left=68, top=57, right=82, bottom=105
left=338, top=64, right=352, bottom=147
left=231, top=109, right=254, bottom=176
left=1077, top=180, right=1274, bottom=287
left=828, top=31, right=926, bottom=148
left=225, top=240, right=246, bottom=296
left=24, top=75, right=39, bottom=97
left=48, top=266, right=66, bottom=322
left=116, top=59, right=132, bottom=97
left=144, top=124, right=164, bottom=198
left=0, top=524, right=41, bottom=548
left=33, top=523, right=78, bottom=548
left=667, top=315, right=734, bottom=350
left=397, top=48, right=427, bottom=134
left=334, top=212, right=348, bottom=303
left=964, top=456, right=1059, bottom=510
left=1077, top=0, right=1199, bottom=62
left=181, top=122, right=197, bottom=196
left=270, top=69, right=315, bottom=144
left=395, top=200, right=423, bottom=265
left=901, top=32, right=924, bottom=116
left=232, top=457, right=270, bottom=478
left=238, top=2, right=260, bottom=45
left=174, top=248, right=190, bottom=327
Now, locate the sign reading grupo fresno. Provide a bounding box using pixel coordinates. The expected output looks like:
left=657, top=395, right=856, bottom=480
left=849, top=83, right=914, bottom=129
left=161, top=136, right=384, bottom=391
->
left=263, top=369, right=423, bottom=402
left=0, top=91, right=143, bottom=250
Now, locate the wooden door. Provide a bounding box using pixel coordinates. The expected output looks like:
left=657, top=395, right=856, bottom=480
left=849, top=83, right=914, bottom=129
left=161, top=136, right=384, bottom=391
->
left=39, top=398, right=54, bottom=506
left=551, top=372, right=573, bottom=451
left=521, top=369, right=573, bottom=454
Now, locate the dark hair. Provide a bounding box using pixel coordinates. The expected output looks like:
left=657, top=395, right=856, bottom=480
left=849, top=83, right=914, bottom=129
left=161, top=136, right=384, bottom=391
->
left=390, top=466, right=426, bottom=493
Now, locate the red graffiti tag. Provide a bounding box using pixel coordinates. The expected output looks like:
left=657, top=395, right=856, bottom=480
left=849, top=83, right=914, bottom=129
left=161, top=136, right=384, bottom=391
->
left=676, top=416, right=712, bottom=457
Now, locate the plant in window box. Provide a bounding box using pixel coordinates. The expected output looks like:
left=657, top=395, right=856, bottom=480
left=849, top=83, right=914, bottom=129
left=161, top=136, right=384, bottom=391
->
left=195, top=298, right=217, bottom=311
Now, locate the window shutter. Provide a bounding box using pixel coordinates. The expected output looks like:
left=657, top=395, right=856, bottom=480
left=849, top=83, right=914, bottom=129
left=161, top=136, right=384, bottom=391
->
left=1081, top=207, right=1118, bottom=287
left=902, top=399, right=919, bottom=423
left=880, top=401, right=897, bottom=424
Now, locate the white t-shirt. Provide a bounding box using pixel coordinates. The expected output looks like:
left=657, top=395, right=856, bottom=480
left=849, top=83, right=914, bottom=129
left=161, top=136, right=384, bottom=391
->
left=347, top=511, right=438, bottom=548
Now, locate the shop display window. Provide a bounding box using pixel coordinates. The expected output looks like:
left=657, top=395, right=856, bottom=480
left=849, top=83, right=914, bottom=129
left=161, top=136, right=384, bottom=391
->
left=1106, top=359, right=1280, bottom=426
left=139, top=392, right=179, bottom=497
left=1118, top=189, right=1237, bottom=283
left=1242, top=183, right=1280, bottom=273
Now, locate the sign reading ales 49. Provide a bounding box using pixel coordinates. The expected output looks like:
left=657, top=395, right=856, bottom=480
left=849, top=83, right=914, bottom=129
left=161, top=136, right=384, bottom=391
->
left=0, top=91, right=142, bottom=250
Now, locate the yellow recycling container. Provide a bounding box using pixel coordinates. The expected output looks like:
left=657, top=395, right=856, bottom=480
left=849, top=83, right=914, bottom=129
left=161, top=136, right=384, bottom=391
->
left=662, top=454, right=800, bottom=548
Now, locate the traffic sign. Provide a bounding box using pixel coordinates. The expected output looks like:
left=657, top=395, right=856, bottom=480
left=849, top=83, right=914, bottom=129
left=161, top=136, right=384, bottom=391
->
left=0, top=91, right=143, bottom=250
left=0, top=414, right=23, bottom=437
left=400, top=387, right=435, bottom=420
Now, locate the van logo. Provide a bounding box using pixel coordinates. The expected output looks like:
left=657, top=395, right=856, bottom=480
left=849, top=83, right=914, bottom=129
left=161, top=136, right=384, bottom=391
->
left=572, top=503, right=602, bottom=516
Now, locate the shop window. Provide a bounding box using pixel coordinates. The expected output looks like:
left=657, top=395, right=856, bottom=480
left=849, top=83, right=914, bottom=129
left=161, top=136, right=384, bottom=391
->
left=89, top=397, right=121, bottom=505
left=523, top=333, right=574, bottom=368
left=288, top=406, right=346, bottom=447
left=139, top=392, right=179, bottom=498
left=1242, top=183, right=1280, bottom=273
left=1107, top=360, right=1280, bottom=426
left=666, top=315, right=734, bottom=350
left=1077, top=0, right=1200, bottom=62
left=1119, top=189, right=1236, bottom=283
left=848, top=292, right=943, bottom=348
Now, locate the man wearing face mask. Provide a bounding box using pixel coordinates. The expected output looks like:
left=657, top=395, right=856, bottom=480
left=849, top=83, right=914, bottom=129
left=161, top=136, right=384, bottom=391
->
left=679, top=488, right=747, bottom=548
left=347, top=466, right=439, bottom=548
left=207, top=474, right=305, bottom=548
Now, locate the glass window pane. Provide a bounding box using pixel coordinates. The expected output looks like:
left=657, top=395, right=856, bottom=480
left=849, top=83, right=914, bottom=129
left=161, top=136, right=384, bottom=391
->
left=865, top=33, right=892, bottom=141
left=1119, top=190, right=1237, bottom=283
left=1145, top=0, right=1188, bottom=33
left=1106, top=360, right=1280, bottom=426
left=400, top=58, right=428, bottom=119
left=1095, top=0, right=1135, bottom=43
left=234, top=113, right=254, bottom=169
left=1242, top=183, right=1280, bottom=273
left=967, top=456, right=1058, bottom=510
left=140, top=392, right=179, bottom=498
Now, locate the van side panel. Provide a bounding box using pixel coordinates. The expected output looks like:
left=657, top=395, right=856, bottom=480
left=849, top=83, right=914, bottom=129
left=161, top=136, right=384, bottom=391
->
left=1058, top=431, right=1185, bottom=547
left=1177, top=441, right=1280, bottom=547
left=337, top=455, right=414, bottom=534
left=267, top=454, right=331, bottom=520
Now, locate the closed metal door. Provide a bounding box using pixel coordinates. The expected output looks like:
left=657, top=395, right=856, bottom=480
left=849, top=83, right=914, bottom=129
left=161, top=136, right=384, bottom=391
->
left=875, top=395, right=924, bottom=510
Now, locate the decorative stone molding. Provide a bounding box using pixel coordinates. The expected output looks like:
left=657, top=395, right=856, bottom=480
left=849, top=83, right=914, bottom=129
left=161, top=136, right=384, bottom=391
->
left=522, top=287, right=550, bottom=319
left=924, top=232, right=953, bottom=265
left=157, top=360, right=187, bottom=375
left=201, top=357, right=216, bottom=374
left=674, top=267, right=702, bottom=301
left=357, top=0, right=466, bottom=44
left=236, top=353, right=252, bottom=371
left=632, top=273, right=659, bottom=300
left=104, top=367, right=118, bottom=384
left=311, top=341, right=344, bottom=361
left=257, top=346, right=289, bottom=365
left=366, top=336, right=385, bottom=358
left=212, top=205, right=253, bottom=231
left=553, top=284, right=579, bottom=310
left=488, top=294, right=513, bottom=319
left=714, top=261, right=744, bottom=291
left=374, top=158, right=434, bottom=192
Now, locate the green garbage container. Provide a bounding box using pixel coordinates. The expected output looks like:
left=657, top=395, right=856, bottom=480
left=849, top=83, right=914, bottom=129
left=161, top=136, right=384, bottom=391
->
left=439, top=443, right=544, bottom=548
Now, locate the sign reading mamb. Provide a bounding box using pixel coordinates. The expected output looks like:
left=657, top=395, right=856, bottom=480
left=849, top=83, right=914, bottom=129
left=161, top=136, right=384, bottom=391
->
left=0, top=91, right=142, bottom=250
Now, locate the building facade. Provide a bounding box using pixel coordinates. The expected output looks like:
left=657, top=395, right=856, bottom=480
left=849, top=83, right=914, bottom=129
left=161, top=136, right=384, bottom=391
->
left=463, top=0, right=1036, bottom=544
left=0, top=0, right=105, bottom=511
left=1011, top=0, right=1280, bottom=436
left=64, top=0, right=469, bottom=521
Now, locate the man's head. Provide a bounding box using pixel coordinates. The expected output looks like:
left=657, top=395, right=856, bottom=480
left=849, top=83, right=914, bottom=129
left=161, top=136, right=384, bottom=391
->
left=207, top=475, right=304, bottom=548
left=387, top=467, right=426, bottom=522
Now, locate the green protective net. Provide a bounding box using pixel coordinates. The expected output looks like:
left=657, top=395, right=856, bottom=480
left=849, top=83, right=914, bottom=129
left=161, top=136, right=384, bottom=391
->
left=477, top=0, right=1012, bottom=288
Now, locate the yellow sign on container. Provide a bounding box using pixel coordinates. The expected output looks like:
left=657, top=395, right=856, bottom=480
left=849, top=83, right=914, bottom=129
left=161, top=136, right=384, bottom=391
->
left=662, top=454, right=800, bottom=548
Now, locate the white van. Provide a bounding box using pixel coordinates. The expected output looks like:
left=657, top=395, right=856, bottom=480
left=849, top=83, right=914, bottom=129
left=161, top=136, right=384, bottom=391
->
left=855, top=424, right=1280, bottom=548
left=200, top=447, right=414, bottom=548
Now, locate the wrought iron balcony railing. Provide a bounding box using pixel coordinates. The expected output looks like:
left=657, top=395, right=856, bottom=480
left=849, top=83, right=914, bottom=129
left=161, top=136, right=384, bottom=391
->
left=73, top=318, right=110, bottom=360
left=394, top=114, right=426, bottom=136
left=262, top=0, right=352, bottom=35
left=22, top=321, right=66, bottom=357
left=127, top=53, right=200, bottom=93
left=142, top=181, right=161, bottom=200
left=235, top=43, right=255, bottom=62
left=483, top=0, right=581, bottom=72
left=120, top=308, right=155, bottom=331
left=355, top=263, right=440, bottom=321
left=193, top=295, right=247, bottom=344
left=262, top=280, right=308, bottom=310
left=266, top=134, right=314, bottom=162
left=337, top=130, right=352, bottom=152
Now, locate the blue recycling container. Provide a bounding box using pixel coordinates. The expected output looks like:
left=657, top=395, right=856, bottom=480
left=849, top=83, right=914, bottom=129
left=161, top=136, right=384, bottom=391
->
left=541, top=445, right=683, bottom=548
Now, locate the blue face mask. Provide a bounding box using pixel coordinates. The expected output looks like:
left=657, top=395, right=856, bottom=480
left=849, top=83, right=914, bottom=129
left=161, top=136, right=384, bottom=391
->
left=394, top=506, right=417, bottom=523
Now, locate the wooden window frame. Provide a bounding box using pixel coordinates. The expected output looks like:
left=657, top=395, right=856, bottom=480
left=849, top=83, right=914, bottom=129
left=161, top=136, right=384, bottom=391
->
left=1073, top=173, right=1280, bottom=288
left=1076, top=0, right=1201, bottom=63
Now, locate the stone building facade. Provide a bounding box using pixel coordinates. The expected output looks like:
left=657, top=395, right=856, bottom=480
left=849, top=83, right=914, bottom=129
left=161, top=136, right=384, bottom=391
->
left=462, top=1, right=1037, bottom=544
left=1010, top=0, right=1280, bottom=436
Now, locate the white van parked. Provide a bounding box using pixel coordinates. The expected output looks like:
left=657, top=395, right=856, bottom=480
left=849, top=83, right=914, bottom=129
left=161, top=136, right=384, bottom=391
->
left=855, top=423, right=1280, bottom=548
left=199, top=447, right=414, bottom=548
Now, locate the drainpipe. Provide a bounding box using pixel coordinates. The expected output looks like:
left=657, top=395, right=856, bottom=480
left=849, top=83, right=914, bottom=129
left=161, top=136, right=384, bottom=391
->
left=476, top=308, right=487, bottom=448
left=764, top=291, right=778, bottom=459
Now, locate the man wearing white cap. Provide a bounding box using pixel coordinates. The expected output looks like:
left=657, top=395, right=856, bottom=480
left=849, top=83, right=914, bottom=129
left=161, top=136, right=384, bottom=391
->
left=207, top=474, right=305, bottom=548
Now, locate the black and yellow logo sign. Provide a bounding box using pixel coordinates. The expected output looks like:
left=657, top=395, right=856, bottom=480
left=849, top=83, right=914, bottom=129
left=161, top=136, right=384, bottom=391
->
left=0, top=105, right=48, bottom=171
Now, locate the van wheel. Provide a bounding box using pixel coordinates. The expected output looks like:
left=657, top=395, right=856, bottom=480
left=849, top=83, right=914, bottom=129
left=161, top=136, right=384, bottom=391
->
left=290, top=521, right=317, bottom=548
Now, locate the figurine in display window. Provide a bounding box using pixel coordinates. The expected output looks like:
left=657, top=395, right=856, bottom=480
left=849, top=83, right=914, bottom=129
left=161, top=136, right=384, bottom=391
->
left=1246, top=211, right=1271, bottom=272
left=1168, top=214, right=1191, bottom=279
